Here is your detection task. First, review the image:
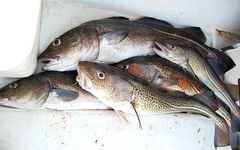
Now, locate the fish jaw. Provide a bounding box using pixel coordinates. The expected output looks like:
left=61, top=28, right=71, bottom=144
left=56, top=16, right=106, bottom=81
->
left=38, top=56, right=64, bottom=71
left=76, top=62, right=102, bottom=98
left=76, top=62, right=135, bottom=112
left=76, top=70, right=93, bottom=92
left=0, top=97, right=11, bottom=107
left=151, top=41, right=169, bottom=57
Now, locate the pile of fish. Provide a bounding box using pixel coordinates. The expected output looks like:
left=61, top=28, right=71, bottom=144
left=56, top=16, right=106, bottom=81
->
left=0, top=17, right=239, bottom=145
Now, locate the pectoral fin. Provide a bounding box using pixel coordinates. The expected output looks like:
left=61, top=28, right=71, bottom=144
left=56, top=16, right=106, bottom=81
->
left=153, top=78, right=178, bottom=91
left=185, top=61, right=196, bottom=77
left=130, top=102, right=142, bottom=129
left=100, top=30, right=128, bottom=45
left=114, top=109, right=129, bottom=123
left=50, top=88, right=79, bottom=101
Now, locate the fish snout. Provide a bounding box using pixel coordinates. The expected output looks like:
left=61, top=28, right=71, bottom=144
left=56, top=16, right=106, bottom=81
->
left=38, top=56, right=61, bottom=70
left=152, top=41, right=169, bottom=57
left=38, top=56, right=60, bottom=64
left=76, top=63, right=93, bottom=91
left=0, top=96, right=10, bottom=102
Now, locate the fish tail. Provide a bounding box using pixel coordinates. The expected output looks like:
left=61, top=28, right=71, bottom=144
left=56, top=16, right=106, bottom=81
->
left=204, top=64, right=240, bottom=117
left=231, top=114, right=240, bottom=132
left=176, top=98, right=228, bottom=132
left=217, top=106, right=232, bottom=128
left=207, top=47, right=235, bottom=75
left=217, top=88, right=240, bottom=117
left=194, top=107, right=228, bottom=132
left=193, top=92, right=231, bottom=127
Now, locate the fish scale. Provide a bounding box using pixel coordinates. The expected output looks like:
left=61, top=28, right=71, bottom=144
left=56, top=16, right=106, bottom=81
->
left=77, top=62, right=228, bottom=132
left=39, top=18, right=234, bottom=75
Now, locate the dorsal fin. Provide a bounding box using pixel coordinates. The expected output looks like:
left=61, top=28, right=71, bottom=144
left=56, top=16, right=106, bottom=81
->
left=136, top=17, right=174, bottom=27
left=180, top=27, right=207, bottom=43
left=136, top=17, right=206, bottom=43
left=104, top=16, right=129, bottom=20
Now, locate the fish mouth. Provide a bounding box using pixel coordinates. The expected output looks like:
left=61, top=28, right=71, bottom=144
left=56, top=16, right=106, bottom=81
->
left=76, top=69, right=93, bottom=92
left=38, top=57, right=62, bottom=70
left=0, top=96, right=10, bottom=103
left=152, top=41, right=169, bottom=56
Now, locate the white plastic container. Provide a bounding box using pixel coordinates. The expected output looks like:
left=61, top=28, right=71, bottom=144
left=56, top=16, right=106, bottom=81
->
left=0, top=0, right=239, bottom=150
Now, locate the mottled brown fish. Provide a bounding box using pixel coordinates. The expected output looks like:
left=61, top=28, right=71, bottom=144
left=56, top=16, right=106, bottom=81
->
left=114, top=56, right=232, bottom=126
left=0, top=71, right=104, bottom=109
left=153, top=40, right=240, bottom=117
left=76, top=61, right=228, bottom=132
left=38, top=17, right=234, bottom=75
left=115, top=55, right=205, bottom=96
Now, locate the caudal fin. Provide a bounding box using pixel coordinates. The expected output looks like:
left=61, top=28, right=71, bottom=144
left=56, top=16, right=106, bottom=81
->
left=207, top=47, right=236, bottom=75
left=194, top=92, right=232, bottom=128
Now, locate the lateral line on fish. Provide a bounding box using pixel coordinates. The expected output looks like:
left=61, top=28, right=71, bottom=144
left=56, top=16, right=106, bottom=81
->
left=217, top=107, right=231, bottom=127
left=146, top=24, right=211, bottom=56
left=204, top=62, right=238, bottom=115
left=130, top=101, right=142, bottom=129
left=169, top=104, right=226, bottom=130
left=151, top=95, right=225, bottom=129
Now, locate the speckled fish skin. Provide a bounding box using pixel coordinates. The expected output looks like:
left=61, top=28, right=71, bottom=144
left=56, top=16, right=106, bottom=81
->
left=114, top=55, right=232, bottom=127
left=38, top=18, right=234, bottom=72
left=0, top=71, right=99, bottom=109
left=154, top=41, right=240, bottom=117
left=76, top=61, right=228, bottom=132
left=114, top=55, right=205, bottom=96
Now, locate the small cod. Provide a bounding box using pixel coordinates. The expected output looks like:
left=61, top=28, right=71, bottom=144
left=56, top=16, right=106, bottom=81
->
left=0, top=71, right=105, bottom=109
left=114, top=56, right=231, bottom=126
left=153, top=40, right=240, bottom=117
left=76, top=61, right=228, bottom=132
left=38, top=17, right=235, bottom=75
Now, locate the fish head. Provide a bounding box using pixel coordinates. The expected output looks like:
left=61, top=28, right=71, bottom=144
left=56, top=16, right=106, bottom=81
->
left=114, top=56, right=157, bottom=80
left=76, top=62, right=133, bottom=104
left=152, top=40, right=188, bottom=65
left=38, top=27, right=100, bottom=71
left=0, top=77, right=50, bottom=109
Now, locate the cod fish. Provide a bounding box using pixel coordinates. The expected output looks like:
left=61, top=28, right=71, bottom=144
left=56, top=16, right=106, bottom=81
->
left=114, top=56, right=231, bottom=126
left=153, top=40, right=240, bottom=117
left=115, top=55, right=206, bottom=96
left=38, top=17, right=235, bottom=75
left=0, top=71, right=106, bottom=110
left=76, top=61, right=228, bottom=132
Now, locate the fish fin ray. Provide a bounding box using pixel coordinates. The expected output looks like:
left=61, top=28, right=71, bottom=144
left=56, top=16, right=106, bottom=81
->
left=100, top=30, right=128, bottom=45
left=130, top=102, right=142, bottom=129
left=50, top=88, right=79, bottom=101
left=114, top=109, right=129, bottom=123
left=186, top=61, right=196, bottom=77
left=153, top=78, right=178, bottom=90
left=104, top=16, right=129, bottom=20
left=207, top=47, right=235, bottom=75
left=180, top=27, right=206, bottom=43
left=136, top=17, right=174, bottom=27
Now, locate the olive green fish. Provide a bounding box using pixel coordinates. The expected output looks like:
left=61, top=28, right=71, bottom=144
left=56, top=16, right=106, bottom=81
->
left=38, top=17, right=234, bottom=75
left=153, top=40, right=240, bottom=117
left=76, top=61, right=228, bottom=132
left=114, top=55, right=231, bottom=126
left=0, top=71, right=104, bottom=109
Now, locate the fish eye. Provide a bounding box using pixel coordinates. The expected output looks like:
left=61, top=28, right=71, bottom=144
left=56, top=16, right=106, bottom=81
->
left=170, top=45, right=176, bottom=50
left=52, top=38, right=61, bottom=46
left=9, top=83, right=17, bottom=89
left=97, top=72, right=105, bottom=80
left=121, top=64, right=129, bottom=70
